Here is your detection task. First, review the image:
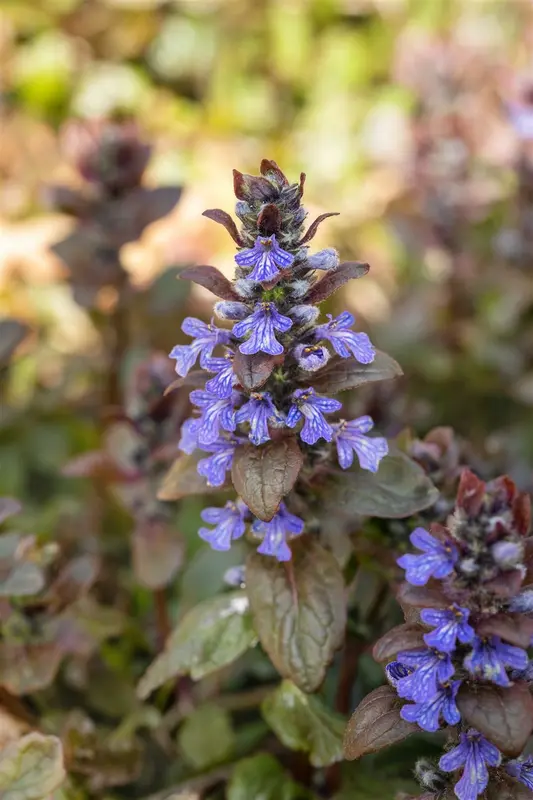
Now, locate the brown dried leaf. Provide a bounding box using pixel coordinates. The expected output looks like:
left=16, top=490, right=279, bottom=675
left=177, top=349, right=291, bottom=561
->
left=158, top=454, right=226, bottom=501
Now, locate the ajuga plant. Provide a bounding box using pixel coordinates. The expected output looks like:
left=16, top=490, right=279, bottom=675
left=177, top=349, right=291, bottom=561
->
left=345, top=468, right=533, bottom=800
left=137, top=161, right=438, bottom=796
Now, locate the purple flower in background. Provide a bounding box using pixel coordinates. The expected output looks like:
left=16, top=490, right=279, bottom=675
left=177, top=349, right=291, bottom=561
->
left=507, top=756, right=533, bottom=790
left=464, top=636, right=528, bottom=687
left=233, top=302, right=293, bottom=356
left=293, top=343, right=330, bottom=372
left=205, top=354, right=237, bottom=398
left=178, top=417, right=201, bottom=454
left=252, top=503, right=304, bottom=561
left=314, top=312, right=375, bottom=363
left=400, top=680, right=461, bottom=732
left=333, top=416, right=388, bottom=472
left=235, top=234, right=294, bottom=282
left=397, top=528, right=458, bottom=586
left=395, top=648, right=454, bottom=703
left=286, top=387, right=341, bottom=445
left=170, top=317, right=231, bottom=376
left=235, top=392, right=282, bottom=445
left=190, top=389, right=237, bottom=445
left=385, top=661, right=413, bottom=688
left=197, top=437, right=237, bottom=487
left=507, top=101, right=533, bottom=141
left=439, top=730, right=501, bottom=800
left=199, top=500, right=248, bottom=551
left=421, top=605, right=475, bottom=653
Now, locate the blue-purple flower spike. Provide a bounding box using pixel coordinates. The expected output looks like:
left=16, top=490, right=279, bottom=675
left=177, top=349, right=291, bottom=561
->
left=170, top=160, right=390, bottom=563
left=439, top=730, right=501, bottom=800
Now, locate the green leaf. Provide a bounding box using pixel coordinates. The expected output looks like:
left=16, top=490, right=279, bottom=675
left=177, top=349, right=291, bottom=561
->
left=0, top=533, right=45, bottom=597
left=137, top=591, right=257, bottom=698
left=0, top=733, right=65, bottom=799
left=157, top=453, right=227, bottom=501
left=324, top=450, right=438, bottom=519
left=246, top=538, right=346, bottom=692
left=178, top=705, right=235, bottom=770
left=343, top=686, right=418, bottom=760
left=311, top=351, right=402, bottom=394
left=227, top=753, right=310, bottom=800
left=0, top=642, right=63, bottom=695
left=231, top=438, right=304, bottom=521
left=457, top=682, right=533, bottom=758
left=262, top=680, right=344, bottom=767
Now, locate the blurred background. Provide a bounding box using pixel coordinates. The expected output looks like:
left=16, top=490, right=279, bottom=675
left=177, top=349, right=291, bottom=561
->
left=4, top=2, right=533, bottom=794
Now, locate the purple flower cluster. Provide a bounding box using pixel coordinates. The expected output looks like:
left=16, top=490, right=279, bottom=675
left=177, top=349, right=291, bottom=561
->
left=169, top=161, right=389, bottom=561
left=381, top=470, right=533, bottom=799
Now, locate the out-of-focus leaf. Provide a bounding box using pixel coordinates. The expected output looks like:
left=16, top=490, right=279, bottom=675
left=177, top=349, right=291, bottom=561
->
left=146, top=266, right=190, bottom=316
left=227, top=753, right=308, bottom=800
left=0, top=499, right=22, bottom=525
left=311, top=351, right=403, bottom=394
left=304, top=261, right=369, bottom=304
left=157, top=454, right=226, bottom=501
left=62, top=450, right=131, bottom=482
left=0, top=320, right=29, bottom=368
left=343, top=686, right=418, bottom=760
left=132, top=518, right=183, bottom=590
left=0, top=732, right=65, bottom=799
left=178, top=705, right=235, bottom=770
left=46, top=555, right=99, bottom=609
left=137, top=591, right=256, bottom=698
left=262, top=680, right=344, bottom=767
left=457, top=683, right=533, bottom=757
left=0, top=642, right=63, bottom=695
left=178, top=265, right=240, bottom=300
left=246, top=538, right=346, bottom=693
left=0, top=533, right=44, bottom=597
left=325, top=451, right=438, bottom=519
left=231, top=439, right=303, bottom=521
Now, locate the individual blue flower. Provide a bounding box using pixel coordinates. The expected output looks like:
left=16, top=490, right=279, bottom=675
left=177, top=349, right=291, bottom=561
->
left=464, top=636, right=528, bottom=687
left=190, top=389, right=237, bottom=445
left=385, top=661, right=413, bottom=689
left=395, top=648, right=454, bottom=703
left=421, top=605, right=476, bottom=653
left=214, top=301, right=249, bottom=320
left=178, top=417, right=201, bottom=454
left=397, top=528, right=458, bottom=586
left=439, top=730, right=501, bottom=800
left=333, top=416, right=388, bottom=472
left=233, top=302, right=293, bottom=356
left=197, top=437, right=237, bottom=487
left=314, top=312, right=375, bottom=363
left=169, top=317, right=231, bottom=376
left=205, top=354, right=237, bottom=398
left=400, top=680, right=461, bottom=732
left=235, top=234, right=294, bottom=282
left=286, top=387, right=342, bottom=445
left=289, top=304, right=319, bottom=326
left=252, top=503, right=304, bottom=562
left=293, top=343, right=330, bottom=372
left=199, top=500, right=248, bottom=551
left=507, top=756, right=533, bottom=790
left=235, top=392, right=282, bottom=445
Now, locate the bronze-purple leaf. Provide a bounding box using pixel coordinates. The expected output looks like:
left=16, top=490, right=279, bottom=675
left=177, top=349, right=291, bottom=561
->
left=233, top=170, right=276, bottom=201
left=457, top=682, right=533, bottom=757
left=487, top=774, right=533, bottom=799
left=372, top=624, right=425, bottom=663
left=257, top=204, right=283, bottom=235
left=484, top=569, right=524, bottom=598
left=476, top=613, right=533, bottom=648
left=311, top=350, right=402, bottom=395
left=260, top=159, right=289, bottom=185
left=297, top=212, right=339, bottom=245
left=343, top=685, right=418, bottom=760
left=397, top=581, right=449, bottom=611
left=246, top=537, right=346, bottom=693
left=231, top=438, right=304, bottom=521
left=164, top=372, right=206, bottom=395
left=178, top=265, right=239, bottom=301
left=233, top=351, right=278, bottom=391
left=202, top=209, right=243, bottom=245
left=303, top=261, right=369, bottom=304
